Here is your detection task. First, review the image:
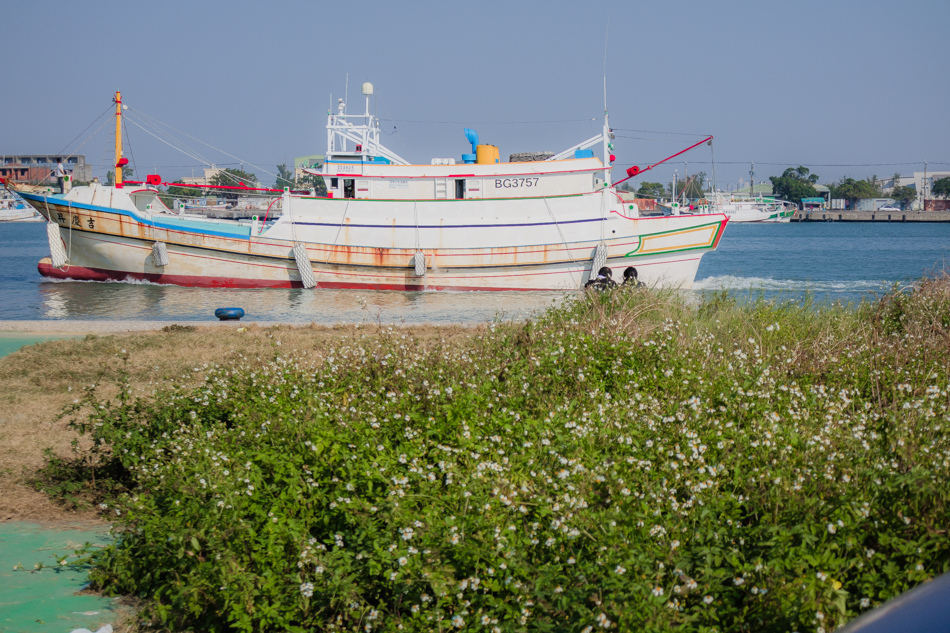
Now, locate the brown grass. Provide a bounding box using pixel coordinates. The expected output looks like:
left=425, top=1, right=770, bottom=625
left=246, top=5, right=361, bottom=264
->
left=0, top=322, right=481, bottom=525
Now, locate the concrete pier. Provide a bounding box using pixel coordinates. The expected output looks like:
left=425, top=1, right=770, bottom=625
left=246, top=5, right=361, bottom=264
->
left=791, top=210, right=950, bottom=222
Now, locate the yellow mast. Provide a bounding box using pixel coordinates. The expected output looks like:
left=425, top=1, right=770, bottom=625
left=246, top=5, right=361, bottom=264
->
left=114, top=91, right=123, bottom=187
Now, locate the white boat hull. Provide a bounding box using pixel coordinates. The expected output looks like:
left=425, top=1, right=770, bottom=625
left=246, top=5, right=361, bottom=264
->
left=23, top=188, right=728, bottom=291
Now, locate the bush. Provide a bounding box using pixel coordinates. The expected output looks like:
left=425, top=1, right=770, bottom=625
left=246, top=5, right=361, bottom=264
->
left=49, top=282, right=950, bottom=632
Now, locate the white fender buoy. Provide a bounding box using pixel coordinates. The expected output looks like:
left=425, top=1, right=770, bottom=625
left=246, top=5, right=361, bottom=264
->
left=413, top=251, right=426, bottom=277
left=152, top=241, right=169, bottom=267
left=589, top=241, right=608, bottom=283
left=292, top=243, right=316, bottom=289
left=46, top=221, right=67, bottom=268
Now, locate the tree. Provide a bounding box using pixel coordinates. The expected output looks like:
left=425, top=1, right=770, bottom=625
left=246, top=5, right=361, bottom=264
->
left=636, top=182, right=665, bottom=199
left=679, top=171, right=707, bottom=199
left=158, top=180, right=200, bottom=209
left=208, top=168, right=258, bottom=205
left=296, top=172, right=327, bottom=196
left=769, top=166, right=819, bottom=205
left=274, top=164, right=295, bottom=191
left=933, top=177, right=950, bottom=199
left=890, top=185, right=917, bottom=209
left=830, top=178, right=880, bottom=207
left=106, top=164, right=134, bottom=185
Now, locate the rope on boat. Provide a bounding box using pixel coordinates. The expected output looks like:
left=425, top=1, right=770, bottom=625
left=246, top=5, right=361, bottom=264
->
left=282, top=189, right=315, bottom=288
left=292, top=243, right=316, bottom=289
left=46, top=221, right=67, bottom=269
left=152, top=241, right=170, bottom=267
left=541, top=197, right=579, bottom=287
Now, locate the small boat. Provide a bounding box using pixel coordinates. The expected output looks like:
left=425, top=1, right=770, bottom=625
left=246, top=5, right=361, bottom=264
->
left=0, top=192, right=42, bottom=222
left=5, top=87, right=728, bottom=290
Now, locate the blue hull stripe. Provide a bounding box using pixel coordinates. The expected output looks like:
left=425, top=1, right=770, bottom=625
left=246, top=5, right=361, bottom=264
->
left=20, top=193, right=252, bottom=240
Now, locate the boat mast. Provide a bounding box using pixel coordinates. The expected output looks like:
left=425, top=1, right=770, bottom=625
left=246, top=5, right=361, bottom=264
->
left=114, top=91, right=123, bottom=187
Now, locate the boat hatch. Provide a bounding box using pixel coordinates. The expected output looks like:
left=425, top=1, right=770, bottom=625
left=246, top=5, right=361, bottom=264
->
left=130, top=190, right=169, bottom=213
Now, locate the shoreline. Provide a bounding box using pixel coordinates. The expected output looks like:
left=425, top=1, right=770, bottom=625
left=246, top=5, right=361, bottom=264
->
left=0, top=320, right=328, bottom=335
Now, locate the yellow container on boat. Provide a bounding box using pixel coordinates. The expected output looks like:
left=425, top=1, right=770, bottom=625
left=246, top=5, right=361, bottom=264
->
left=476, top=144, right=500, bottom=164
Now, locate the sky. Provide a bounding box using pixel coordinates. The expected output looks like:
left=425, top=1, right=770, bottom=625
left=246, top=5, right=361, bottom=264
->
left=4, top=0, right=948, bottom=191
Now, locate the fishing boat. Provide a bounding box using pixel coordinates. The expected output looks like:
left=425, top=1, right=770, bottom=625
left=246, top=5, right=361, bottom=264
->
left=0, top=192, right=42, bottom=222
left=708, top=192, right=794, bottom=223
left=4, top=86, right=728, bottom=290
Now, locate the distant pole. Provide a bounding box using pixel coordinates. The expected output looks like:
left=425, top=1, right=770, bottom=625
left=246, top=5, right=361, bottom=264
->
left=923, top=162, right=928, bottom=211
left=749, top=162, right=754, bottom=197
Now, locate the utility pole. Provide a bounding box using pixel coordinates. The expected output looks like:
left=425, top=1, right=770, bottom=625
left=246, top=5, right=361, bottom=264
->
left=923, top=162, right=928, bottom=211
left=749, top=162, right=755, bottom=197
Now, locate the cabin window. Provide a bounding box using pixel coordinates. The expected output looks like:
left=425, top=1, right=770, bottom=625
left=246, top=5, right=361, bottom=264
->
left=455, top=179, right=466, bottom=199
left=343, top=179, right=355, bottom=199
left=330, top=177, right=338, bottom=189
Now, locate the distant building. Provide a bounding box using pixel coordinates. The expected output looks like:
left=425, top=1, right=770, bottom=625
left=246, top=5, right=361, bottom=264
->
left=0, top=155, right=93, bottom=185
left=180, top=166, right=224, bottom=186
left=294, top=154, right=324, bottom=180
left=881, top=170, right=950, bottom=210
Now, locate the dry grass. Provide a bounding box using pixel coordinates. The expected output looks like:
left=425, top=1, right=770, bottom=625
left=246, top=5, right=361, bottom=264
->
left=0, top=322, right=481, bottom=524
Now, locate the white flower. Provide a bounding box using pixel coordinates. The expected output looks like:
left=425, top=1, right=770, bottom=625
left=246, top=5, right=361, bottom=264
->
left=300, top=582, right=314, bottom=597
left=733, top=577, right=745, bottom=586
left=452, top=614, right=464, bottom=628
left=827, top=523, right=837, bottom=534
left=816, top=572, right=827, bottom=581
left=614, top=565, right=626, bottom=575
left=703, top=595, right=713, bottom=604
left=398, top=556, right=408, bottom=566
left=652, top=586, right=664, bottom=596
left=860, top=597, right=870, bottom=608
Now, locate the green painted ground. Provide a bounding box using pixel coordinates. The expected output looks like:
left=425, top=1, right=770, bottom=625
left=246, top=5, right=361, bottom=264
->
left=0, top=334, right=74, bottom=360
left=0, top=522, right=118, bottom=633
left=2, top=336, right=119, bottom=631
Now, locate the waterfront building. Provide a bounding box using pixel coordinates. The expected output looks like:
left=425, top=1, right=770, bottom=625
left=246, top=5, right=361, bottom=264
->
left=881, top=170, right=950, bottom=210
left=0, top=155, right=93, bottom=185
left=294, top=154, right=324, bottom=180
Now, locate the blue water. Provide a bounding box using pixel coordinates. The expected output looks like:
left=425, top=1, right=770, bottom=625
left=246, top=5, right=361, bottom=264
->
left=1, top=221, right=948, bottom=322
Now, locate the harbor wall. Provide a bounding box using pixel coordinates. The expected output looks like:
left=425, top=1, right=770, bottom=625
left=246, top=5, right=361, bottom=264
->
left=792, top=210, right=950, bottom=223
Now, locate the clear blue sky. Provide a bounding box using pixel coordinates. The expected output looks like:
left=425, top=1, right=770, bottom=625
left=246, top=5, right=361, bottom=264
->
left=4, top=0, right=948, bottom=190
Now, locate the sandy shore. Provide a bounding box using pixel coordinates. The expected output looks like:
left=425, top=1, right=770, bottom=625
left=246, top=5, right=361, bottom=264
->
left=0, top=320, right=313, bottom=335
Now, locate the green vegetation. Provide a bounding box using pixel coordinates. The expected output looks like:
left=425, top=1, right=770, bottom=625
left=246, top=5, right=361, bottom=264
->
left=275, top=163, right=327, bottom=196
left=636, top=182, right=666, bottom=199
left=43, top=280, right=950, bottom=632
left=932, top=177, right=950, bottom=199
left=829, top=178, right=882, bottom=208
left=769, top=167, right=819, bottom=205
left=106, top=165, right=134, bottom=185
left=208, top=168, right=259, bottom=205
left=890, top=185, right=917, bottom=209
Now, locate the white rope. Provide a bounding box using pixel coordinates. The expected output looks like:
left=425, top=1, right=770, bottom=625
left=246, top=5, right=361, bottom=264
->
left=124, top=107, right=280, bottom=182
left=542, top=197, right=579, bottom=286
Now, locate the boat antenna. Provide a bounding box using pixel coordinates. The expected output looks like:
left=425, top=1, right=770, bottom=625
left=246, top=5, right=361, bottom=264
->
left=602, top=19, right=611, bottom=186
left=603, top=19, right=609, bottom=112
